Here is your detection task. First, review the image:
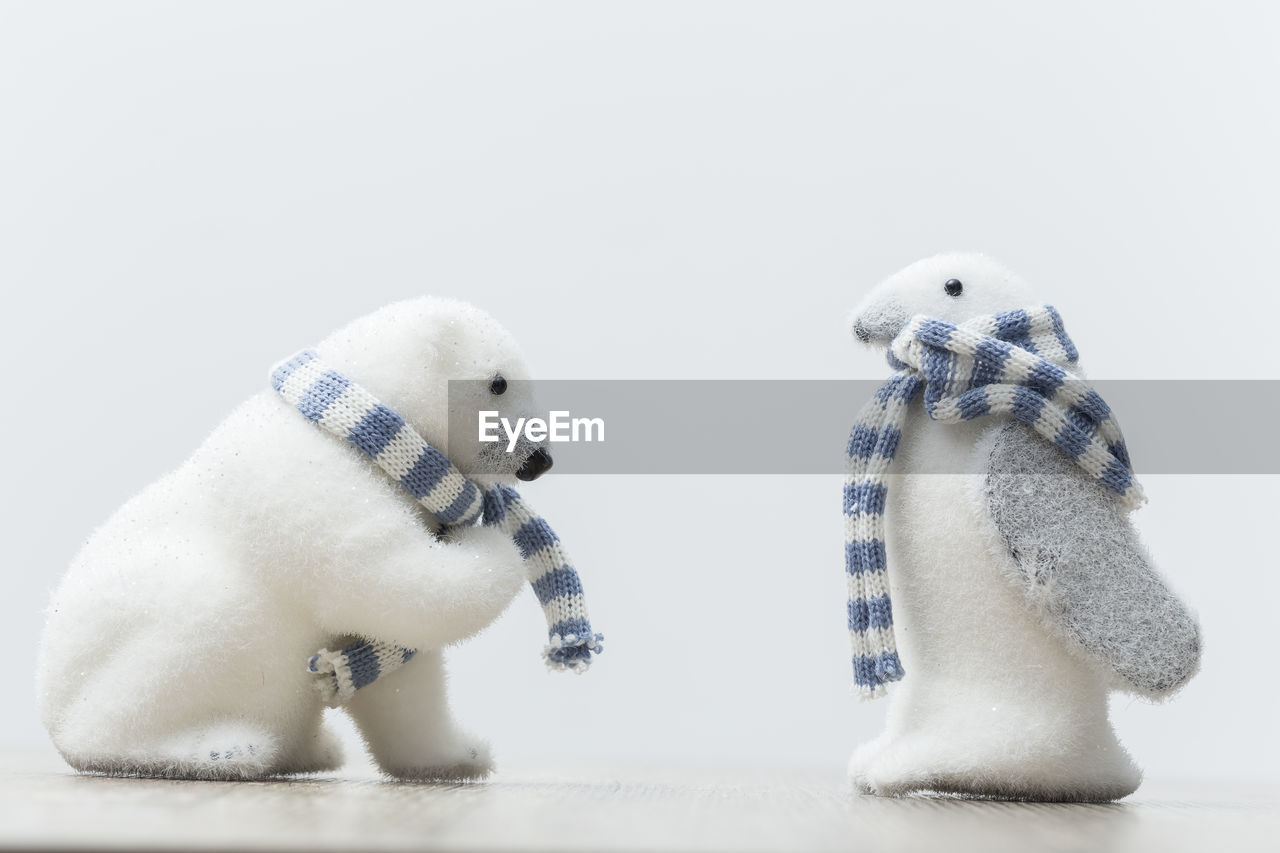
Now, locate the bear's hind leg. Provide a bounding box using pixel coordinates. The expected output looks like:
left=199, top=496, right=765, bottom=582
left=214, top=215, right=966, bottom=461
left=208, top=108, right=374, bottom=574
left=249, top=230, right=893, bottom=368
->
left=344, top=649, right=492, bottom=781
left=159, top=722, right=280, bottom=780
left=59, top=720, right=280, bottom=781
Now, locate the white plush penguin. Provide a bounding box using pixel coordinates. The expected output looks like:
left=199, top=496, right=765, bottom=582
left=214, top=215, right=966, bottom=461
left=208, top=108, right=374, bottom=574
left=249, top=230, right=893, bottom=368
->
left=37, top=297, right=595, bottom=781
left=845, top=253, right=1200, bottom=802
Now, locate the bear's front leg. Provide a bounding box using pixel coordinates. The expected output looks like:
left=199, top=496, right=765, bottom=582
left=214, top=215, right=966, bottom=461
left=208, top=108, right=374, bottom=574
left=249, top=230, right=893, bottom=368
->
left=311, top=523, right=527, bottom=653
left=345, top=649, right=493, bottom=781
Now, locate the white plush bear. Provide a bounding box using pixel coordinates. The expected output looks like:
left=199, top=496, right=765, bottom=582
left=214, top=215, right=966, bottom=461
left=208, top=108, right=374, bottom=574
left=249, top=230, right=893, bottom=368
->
left=846, top=254, right=1200, bottom=801
left=37, top=297, right=552, bottom=781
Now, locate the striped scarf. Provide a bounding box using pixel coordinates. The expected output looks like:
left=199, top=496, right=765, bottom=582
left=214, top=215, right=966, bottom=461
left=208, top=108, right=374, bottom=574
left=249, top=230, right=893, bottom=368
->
left=271, top=349, right=602, bottom=707
left=844, top=305, right=1142, bottom=697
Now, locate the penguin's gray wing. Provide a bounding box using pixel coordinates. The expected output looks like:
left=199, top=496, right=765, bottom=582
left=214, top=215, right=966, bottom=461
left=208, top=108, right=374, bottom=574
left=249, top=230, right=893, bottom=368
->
left=983, top=422, right=1201, bottom=697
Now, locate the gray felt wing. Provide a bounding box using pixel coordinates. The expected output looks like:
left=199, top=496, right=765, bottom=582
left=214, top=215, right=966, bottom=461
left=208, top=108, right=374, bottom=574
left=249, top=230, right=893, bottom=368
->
left=984, top=422, right=1201, bottom=697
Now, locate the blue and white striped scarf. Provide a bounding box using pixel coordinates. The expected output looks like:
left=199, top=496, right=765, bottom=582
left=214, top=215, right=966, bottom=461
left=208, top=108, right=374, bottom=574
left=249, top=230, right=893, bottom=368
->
left=272, top=349, right=603, bottom=707
left=844, top=306, right=1142, bottom=697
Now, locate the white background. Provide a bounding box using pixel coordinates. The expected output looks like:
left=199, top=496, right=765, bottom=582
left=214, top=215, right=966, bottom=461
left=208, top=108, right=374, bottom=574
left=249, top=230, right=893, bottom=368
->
left=2, top=2, right=1276, bottom=782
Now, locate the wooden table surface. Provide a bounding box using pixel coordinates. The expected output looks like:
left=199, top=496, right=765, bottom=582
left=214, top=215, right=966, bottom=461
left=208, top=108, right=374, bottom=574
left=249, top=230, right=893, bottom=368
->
left=1, top=752, right=1276, bottom=852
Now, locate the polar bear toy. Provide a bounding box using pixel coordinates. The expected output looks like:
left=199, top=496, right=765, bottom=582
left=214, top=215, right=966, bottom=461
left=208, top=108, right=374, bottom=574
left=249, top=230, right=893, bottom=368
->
left=37, top=297, right=584, bottom=781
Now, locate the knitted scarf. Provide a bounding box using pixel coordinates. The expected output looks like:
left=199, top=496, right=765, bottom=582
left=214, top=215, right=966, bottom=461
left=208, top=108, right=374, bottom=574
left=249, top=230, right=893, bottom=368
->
left=844, top=305, right=1142, bottom=697
left=271, top=349, right=603, bottom=707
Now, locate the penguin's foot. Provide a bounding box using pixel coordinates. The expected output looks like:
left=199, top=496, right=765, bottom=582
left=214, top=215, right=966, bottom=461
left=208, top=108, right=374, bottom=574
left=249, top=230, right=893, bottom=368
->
left=848, top=732, right=1141, bottom=803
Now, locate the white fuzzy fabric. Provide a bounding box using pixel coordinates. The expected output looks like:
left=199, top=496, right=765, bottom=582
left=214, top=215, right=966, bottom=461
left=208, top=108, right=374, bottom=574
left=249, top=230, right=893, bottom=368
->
left=846, top=254, right=1198, bottom=802
left=37, top=297, right=543, bottom=781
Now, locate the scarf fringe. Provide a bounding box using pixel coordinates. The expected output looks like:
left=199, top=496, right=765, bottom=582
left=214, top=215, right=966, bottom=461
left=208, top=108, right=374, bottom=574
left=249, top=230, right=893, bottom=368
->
left=545, top=632, right=606, bottom=672
left=304, top=640, right=417, bottom=708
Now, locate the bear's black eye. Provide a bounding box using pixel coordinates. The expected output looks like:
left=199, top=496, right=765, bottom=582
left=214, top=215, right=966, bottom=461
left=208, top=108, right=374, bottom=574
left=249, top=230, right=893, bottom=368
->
left=944, top=278, right=963, bottom=297
left=489, top=375, right=507, bottom=396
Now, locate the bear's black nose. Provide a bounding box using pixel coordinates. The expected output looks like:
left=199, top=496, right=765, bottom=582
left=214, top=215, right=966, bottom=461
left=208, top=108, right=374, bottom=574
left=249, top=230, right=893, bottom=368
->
left=516, top=447, right=553, bottom=481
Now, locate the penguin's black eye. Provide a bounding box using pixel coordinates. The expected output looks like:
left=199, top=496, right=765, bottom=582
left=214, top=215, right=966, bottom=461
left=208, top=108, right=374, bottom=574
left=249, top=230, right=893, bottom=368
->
left=944, top=279, right=963, bottom=297
left=489, top=375, right=507, bottom=396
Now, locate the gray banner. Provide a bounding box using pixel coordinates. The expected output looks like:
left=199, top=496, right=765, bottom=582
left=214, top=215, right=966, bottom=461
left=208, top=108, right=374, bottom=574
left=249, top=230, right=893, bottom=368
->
left=448, top=380, right=1280, bottom=475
